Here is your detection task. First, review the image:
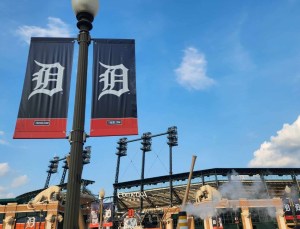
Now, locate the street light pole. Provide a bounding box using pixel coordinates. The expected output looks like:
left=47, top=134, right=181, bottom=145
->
left=99, top=189, right=105, bottom=229
left=63, top=1, right=99, bottom=229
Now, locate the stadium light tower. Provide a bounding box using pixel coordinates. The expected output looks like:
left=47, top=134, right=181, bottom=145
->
left=83, top=146, right=92, bottom=164
left=167, top=126, right=178, bottom=207
left=140, top=132, right=152, bottom=210
left=113, top=138, right=128, bottom=228
left=44, top=156, right=59, bottom=188
left=64, top=0, right=99, bottom=228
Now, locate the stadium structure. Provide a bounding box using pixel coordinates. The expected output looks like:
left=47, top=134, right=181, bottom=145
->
left=0, top=129, right=300, bottom=229
left=113, top=167, right=300, bottom=229
left=1, top=167, right=300, bottom=229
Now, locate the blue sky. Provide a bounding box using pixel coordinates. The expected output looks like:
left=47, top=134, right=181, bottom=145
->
left=1, top=0, right=300, bottom=198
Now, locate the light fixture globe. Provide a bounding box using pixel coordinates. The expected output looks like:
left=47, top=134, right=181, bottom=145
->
left=72, top=0, right=99, bottom=17
left=99, top=189, right=105, bottom=199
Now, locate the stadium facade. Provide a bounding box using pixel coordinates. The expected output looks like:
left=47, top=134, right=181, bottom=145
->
left=114, top=168, right=300, bottom=229
left=1, top=168, right=300, bottom=229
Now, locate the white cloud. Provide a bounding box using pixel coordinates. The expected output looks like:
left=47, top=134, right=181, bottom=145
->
left=0, top=186, right=5, bottom=193
left=0, top=163, right=28, bottom=197
left=16, top=17, right=72, bottom=44
left=175, top=47, right=215, bottom=90
left=227, top=31, right=255, bottom=72
left=11, top=175, right=29, bottom=188
left=230, top=41, right=255, bottom=71
left=248, top=116, right=300, bottom=167
left=0, top=186, right=7, bottom=198
left=221, top=15, right=255, bottom=72
left=5, top=193, right=15, bottom=198
left=0, top=186, right=14, bottom=199
left=0, top=163, right=9, bottom=177
left=0, top=139, right=8, bottom=145
left=0, top=130, right=8, bottom=145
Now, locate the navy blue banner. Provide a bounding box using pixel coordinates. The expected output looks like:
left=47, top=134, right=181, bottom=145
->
left=91, top=39, right=138, bottom=136
left=283, top=197, right=300, bottom=221
left=14, top=37, right=74, bottom=139
left=103, top=202, right=113, bottom=227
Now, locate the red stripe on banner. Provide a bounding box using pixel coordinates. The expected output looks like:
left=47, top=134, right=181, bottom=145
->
left=285, top=215, right=300, bottom=220
left=285, top=215, right=295, bottom=220
left=89, top=223, right=99, bottom=228
left=103, top=222, right=113, bottom=227
left=13, top=118, right=67, bottom=139
left=90, top=118, right=138, bottom=137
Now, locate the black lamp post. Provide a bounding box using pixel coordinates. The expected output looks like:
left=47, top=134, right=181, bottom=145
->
left=63, top=1, right=99, bottom=228
left=99, top=189, right=105, bottom=229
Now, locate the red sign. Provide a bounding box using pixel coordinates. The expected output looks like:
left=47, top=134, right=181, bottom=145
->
left=128, top=209, right=135, bottom=218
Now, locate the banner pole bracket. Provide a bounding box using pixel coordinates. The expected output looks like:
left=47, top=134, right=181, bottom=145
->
left=68, top=130, right=87, bottom=144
